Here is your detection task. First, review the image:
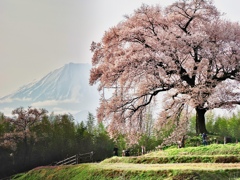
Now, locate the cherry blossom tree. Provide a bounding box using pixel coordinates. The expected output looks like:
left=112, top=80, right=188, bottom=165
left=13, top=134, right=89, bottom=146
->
left=90, top=0, right=240, bottom=142
left=1, top=107, right=47, bottom=165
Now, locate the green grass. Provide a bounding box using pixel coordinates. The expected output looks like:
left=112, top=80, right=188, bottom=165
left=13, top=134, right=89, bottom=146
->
left=146, top=143, right=240, bottom=156
left=12, top=143, right=240, bottom=180
left=12, top=163, right=240, bottom=180
left=102, top=155, right=240, bottom=164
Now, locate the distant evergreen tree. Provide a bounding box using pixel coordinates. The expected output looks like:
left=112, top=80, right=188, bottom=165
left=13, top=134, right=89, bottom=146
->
left=86, top=112, right=95, bottom=134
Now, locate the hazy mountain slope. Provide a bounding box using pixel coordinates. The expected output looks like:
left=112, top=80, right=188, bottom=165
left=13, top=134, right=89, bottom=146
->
left=0, top=63, right=100, bottom=122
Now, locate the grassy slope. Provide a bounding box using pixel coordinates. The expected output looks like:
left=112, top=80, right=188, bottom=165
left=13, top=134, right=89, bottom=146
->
left=102, top=144, right=240, bottom=164
left=13, top=144, right=240, bottom=180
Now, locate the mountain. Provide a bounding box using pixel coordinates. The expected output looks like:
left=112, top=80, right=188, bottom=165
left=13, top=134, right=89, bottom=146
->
left=0, top=63, right=100, bottom=122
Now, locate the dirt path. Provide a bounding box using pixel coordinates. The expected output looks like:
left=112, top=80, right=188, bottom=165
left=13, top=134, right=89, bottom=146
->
left=97, top=163, right=240, bottom=171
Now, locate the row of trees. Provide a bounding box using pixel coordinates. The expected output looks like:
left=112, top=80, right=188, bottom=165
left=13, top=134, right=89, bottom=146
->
left=206, top=112, right=240, bottom=142
left=0, top=107, right=114, bottom=178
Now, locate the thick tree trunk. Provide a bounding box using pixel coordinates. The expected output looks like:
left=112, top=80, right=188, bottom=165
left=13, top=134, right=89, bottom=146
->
left=195, top=107, right=208, bottom=134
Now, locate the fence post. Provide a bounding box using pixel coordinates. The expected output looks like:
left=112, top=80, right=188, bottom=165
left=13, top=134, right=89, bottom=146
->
left=76, top=154, right=78, bottom=164
left=90, top=151, right=93, bottom=162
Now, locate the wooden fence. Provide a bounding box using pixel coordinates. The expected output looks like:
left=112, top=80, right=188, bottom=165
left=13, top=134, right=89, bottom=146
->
left=55, top=154, right=78, bottom=165
left=55, top=151, right=94, bottom=166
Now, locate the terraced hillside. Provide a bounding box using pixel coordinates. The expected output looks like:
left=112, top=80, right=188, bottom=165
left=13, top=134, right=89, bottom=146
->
left=12, top=144, right=240, bottom=180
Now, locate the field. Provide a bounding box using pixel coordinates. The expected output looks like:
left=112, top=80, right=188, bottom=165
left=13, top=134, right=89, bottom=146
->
left=12, top=144, right=240, bottom=180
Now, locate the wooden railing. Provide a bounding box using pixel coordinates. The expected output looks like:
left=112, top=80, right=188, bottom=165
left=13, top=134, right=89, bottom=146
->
left=55, top=151, right=94, bottom=166
left=55, top=154, right=78, bottom=165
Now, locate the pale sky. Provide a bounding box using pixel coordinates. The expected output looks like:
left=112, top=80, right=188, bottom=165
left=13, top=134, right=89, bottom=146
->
left=0, top=0, right=239, bottom=98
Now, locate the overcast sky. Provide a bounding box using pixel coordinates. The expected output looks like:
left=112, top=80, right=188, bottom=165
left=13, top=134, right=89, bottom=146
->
left=0, top=0, right=239, bottom=98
